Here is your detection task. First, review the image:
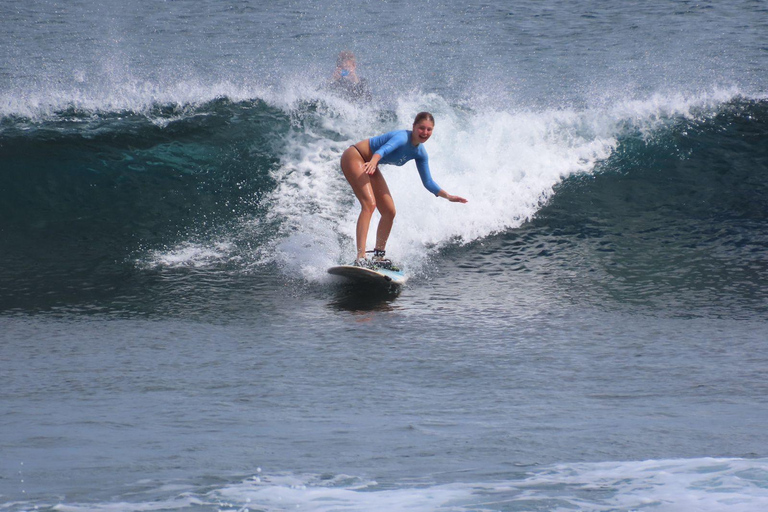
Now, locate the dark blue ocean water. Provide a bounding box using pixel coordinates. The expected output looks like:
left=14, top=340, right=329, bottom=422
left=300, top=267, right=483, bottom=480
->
left=2, top=1, right=768, bottom=511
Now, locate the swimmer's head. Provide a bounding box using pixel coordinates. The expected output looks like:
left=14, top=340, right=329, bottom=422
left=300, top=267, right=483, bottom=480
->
left=337, top=51, right=356, bottom=71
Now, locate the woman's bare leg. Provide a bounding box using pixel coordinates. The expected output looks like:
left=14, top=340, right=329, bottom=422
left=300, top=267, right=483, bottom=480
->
left=369, top=170, right=396, bottom=253
left=341, top=146, right=376, bottom=259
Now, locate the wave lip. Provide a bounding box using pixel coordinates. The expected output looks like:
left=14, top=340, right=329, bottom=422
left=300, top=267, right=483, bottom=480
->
left=0, top=77, right=275, bottom=123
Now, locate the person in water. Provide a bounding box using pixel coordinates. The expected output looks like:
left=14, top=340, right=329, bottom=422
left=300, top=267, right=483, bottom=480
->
left=341, top=111, right=468, bottom=267
left=329, top=51, right=371, bottom=102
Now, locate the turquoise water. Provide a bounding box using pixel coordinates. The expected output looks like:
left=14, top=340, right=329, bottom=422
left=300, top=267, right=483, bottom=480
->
left=2, top=1, right=768, bottom=511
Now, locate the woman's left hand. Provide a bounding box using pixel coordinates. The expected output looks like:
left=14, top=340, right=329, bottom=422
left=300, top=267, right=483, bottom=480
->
left=439, top=190, right=468, bottom=203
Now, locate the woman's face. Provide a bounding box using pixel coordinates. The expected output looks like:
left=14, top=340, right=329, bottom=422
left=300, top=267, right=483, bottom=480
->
left=413, top=120, right=434, bottom=144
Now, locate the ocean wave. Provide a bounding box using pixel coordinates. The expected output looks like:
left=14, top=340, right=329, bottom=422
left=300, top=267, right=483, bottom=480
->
left=261, top=90, right=766, bottom=280
left=2, top=88, right=766, bottom=296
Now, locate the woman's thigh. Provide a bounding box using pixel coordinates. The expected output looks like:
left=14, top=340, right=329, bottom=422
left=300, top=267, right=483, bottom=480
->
left=341, top=146, right=375, bottom=206
left=369, top=170, right=395, bottom=216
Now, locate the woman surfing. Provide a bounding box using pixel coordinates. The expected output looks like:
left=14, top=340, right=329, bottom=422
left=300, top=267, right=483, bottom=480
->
left=341, top=112, right=467, bottom=267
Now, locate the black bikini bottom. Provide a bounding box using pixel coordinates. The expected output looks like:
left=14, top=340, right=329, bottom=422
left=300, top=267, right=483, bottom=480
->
left=350, top=144, right=367, bottom=160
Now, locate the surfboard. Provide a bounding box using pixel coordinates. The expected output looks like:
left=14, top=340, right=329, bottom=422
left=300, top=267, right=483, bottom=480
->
left=328, top=264, right=407, bottom=287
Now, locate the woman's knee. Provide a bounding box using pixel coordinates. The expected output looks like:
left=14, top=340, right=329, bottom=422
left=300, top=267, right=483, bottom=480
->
left=378, top=203, right=396, bottom=220
left=360, top=198, right=377, bottom=215
left=375, top=192, right=395, bottom=219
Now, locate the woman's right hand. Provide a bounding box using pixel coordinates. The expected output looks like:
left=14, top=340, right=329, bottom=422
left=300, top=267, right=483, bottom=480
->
left=363, top=154, right=381, bottom=175
left=363, top=161, right=378, bottom=175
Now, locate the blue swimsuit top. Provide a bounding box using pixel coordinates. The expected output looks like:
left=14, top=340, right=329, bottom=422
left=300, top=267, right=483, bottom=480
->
left=368, top=130, right=441, bottom=196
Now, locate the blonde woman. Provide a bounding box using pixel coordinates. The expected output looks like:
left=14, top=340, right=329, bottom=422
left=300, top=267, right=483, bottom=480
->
left=340, top=112, right=467, bottom=267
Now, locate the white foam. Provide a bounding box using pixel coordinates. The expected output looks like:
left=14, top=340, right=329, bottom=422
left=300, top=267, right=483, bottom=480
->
left=49, top=496, right=204, bottom=512
left=264, top=97, right=382, bottom=280
left=144, top=241, right=238, bottom=269
left=210, top=458, right=768, bottom=512
left=212, top=473, right=471, bottom=512
left=264, top=88, right=742, bottom=281
left=20, top=458, right=768, bottom=512
left=514, top=457, right=768, bottom=512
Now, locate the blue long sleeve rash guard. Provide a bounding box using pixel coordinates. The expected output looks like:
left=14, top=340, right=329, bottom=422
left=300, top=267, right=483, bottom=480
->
left=368, top=130, right=441, bottom=196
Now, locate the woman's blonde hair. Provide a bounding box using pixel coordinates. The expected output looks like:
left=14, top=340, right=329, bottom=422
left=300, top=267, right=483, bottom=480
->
left=413, top=112, right=435, bottom=125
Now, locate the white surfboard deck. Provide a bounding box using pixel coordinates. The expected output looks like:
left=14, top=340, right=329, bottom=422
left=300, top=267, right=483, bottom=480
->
left=328, top=264, right=407, bottom=287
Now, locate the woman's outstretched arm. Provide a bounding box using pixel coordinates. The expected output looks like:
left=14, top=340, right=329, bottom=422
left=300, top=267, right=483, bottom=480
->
left=437, top=190, right=468, bottom=203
